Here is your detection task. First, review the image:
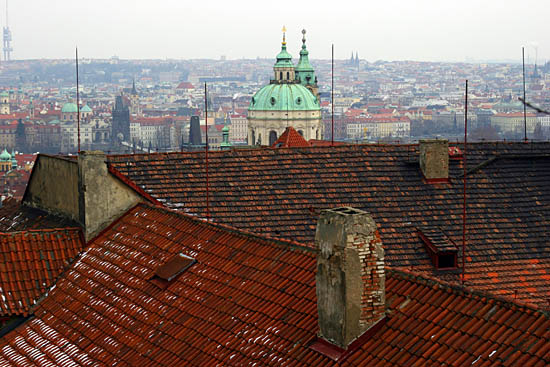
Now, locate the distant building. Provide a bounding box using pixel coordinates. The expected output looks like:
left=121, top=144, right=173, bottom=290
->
left=490, top=112, right=537, bottom=135
left=228, top=114, right=247, bottom=144
left=247, top=29, right=322, bottom=146
left=0, top=92, right=9, bottom=115
left=112, top=95, right=130, bottom=142
left=347, top=116, right=411, bottom=141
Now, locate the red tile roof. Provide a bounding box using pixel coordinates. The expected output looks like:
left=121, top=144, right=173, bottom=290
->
left=106, top=142, right=550, bottom=307
left=0, top=198, right=79, bottom=232
left=271, top=126, right=311, bottom=148
left=0, top=204, right=548, bottom=366
left=0, top=228, right=84, bottom=316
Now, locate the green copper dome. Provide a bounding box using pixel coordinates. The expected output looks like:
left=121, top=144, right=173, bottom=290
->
left=81, top=105, right=92, bottom=113
left=61, top=103, right=78, bottom=113
left=0, top=149, right=11, bottom=161
left=249, top=83, right=320, bottom=111
left=0, top=91, right=8, bottom=98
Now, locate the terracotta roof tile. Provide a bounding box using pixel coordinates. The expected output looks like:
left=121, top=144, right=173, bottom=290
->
left=0, top=204, right=548, bottom=366
left=271, top=126, right=311, bottom=148
left=0, top=198, right=79, bottom=232
left=107, top=142, right=550, bottom=307
left=0, top=228, right=84, bottom=316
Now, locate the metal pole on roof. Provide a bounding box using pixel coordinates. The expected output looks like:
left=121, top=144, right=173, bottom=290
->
left=76, top=47, right=81, bottom=153
left=331, top=44, right=334, bottom=146
left=205, top=82, right=210, bottom=222
left=522, top=47, right=527, bottom=142
left=462, top=80, right=468, bottom=285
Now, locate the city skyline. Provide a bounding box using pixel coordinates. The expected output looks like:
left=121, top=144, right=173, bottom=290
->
left=5, top=0, right=550, bottom=63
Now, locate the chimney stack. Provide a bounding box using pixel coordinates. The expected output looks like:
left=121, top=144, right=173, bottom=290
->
left=315, top=207, right=385, bottom=349
left=419, top=139, right=448, bottom=182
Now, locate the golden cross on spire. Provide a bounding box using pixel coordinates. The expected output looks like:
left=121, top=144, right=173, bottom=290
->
left=282, top=25, right=287, bottom=45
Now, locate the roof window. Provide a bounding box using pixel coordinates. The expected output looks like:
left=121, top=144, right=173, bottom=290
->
left=151, top=253, right=196, bottom=288
left=417, top=226, right=458, bottom=270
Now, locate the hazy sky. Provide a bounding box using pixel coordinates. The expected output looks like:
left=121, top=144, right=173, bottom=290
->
left=7, top=0, right=550, bottom=62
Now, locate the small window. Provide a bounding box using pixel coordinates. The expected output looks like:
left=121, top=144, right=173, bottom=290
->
left=270, top=97, right=276, bottom=106
left=438, top=253, right=456, bottom=269
left=280, top=72, right=282, bottom=80
left=286, top=71, right=290, bottom=80
left=296, top=97, right=302, bottom=105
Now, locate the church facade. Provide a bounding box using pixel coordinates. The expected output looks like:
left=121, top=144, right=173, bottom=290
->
left=248, top=29, right=322, bottom=146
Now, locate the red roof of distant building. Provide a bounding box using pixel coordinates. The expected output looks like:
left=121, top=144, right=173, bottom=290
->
left=271, top=126, right=311, bottom=148
left=176, top=82, right=194, bottom=89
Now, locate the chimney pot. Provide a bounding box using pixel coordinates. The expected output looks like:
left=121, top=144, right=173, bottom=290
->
left=315, top=207, right=385, bottom=349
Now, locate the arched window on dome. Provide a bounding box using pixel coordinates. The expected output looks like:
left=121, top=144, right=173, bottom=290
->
left=269, top=131, right=278, bottom=146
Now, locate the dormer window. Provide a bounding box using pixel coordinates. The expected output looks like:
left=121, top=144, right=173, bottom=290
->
left=417, top=226, right=458, bottom=270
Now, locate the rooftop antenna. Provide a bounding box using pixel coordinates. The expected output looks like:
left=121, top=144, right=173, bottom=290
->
left=331, top=43, right=334, bottom=146
left=522, top=47, right=527, bottom=142
left=462, top=79, right=468, bottom=285
left=3, top=0, right=12, bottom=61
left=76, top=47, right=81, bottom=153
left=204, top=82, right=210, bottom=222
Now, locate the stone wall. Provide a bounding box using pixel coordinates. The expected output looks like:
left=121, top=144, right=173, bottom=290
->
left=24, top=155, right=79, bottom=221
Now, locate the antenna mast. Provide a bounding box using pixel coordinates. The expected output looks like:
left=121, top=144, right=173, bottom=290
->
left=76, top=47, right=80, bottom=153
left=204, top=82, right=210, bottom=222
left=331, top=44, right=334, bottom=146
left=3, top=0, right=12, bottom=61
left=462, top=79, right=468, bottom=285
left=522, top=47, right=527, bottom=142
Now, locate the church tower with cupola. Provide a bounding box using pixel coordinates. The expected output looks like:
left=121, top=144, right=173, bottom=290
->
left=0, top=91, right=9, bottom=115
left=247, top=28, right=322, bottom=146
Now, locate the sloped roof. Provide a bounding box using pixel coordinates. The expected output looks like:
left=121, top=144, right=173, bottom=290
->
left=271, top=126, right=311, bottom=148
left=0, top=228, right=84, bottom=316
left=0, top=204, right=548, bottom=366
left=107, top=142, right=550, bottom=307
left=0, top=198, right=79, bottom=232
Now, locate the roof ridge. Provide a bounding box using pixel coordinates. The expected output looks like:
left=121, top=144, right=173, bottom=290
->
left=0, top=227, right=82, bottom=236
left=390, top=267, right=549, bottom=315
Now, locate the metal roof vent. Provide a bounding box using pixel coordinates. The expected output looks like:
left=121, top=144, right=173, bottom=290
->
left=151, top=253, right=196, bottom=288
left=417, top=226, right=458, bottom=270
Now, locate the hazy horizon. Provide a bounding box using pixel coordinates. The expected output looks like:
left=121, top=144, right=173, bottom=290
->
left=4, top=0, right=550, bottom=63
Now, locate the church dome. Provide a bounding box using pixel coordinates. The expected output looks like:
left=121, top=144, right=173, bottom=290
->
left=0, top=149, right=11, bottom=161
left=81, top=105, right=92, bottom=113
left=249, top=83, right=319, bottom=111
left=61, top=103, right=78, bottom=113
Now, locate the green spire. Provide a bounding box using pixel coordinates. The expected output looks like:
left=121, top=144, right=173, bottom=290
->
left=220, top=119, right=232, bottom=150
left=274, top=26, right=293, bottom=68
left=295, top=29, right=316, bottom=86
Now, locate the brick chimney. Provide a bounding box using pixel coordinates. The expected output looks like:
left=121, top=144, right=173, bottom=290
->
left=419, top=139, right=449, bottom=182
left=315, top=207, right=385, bottom=349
